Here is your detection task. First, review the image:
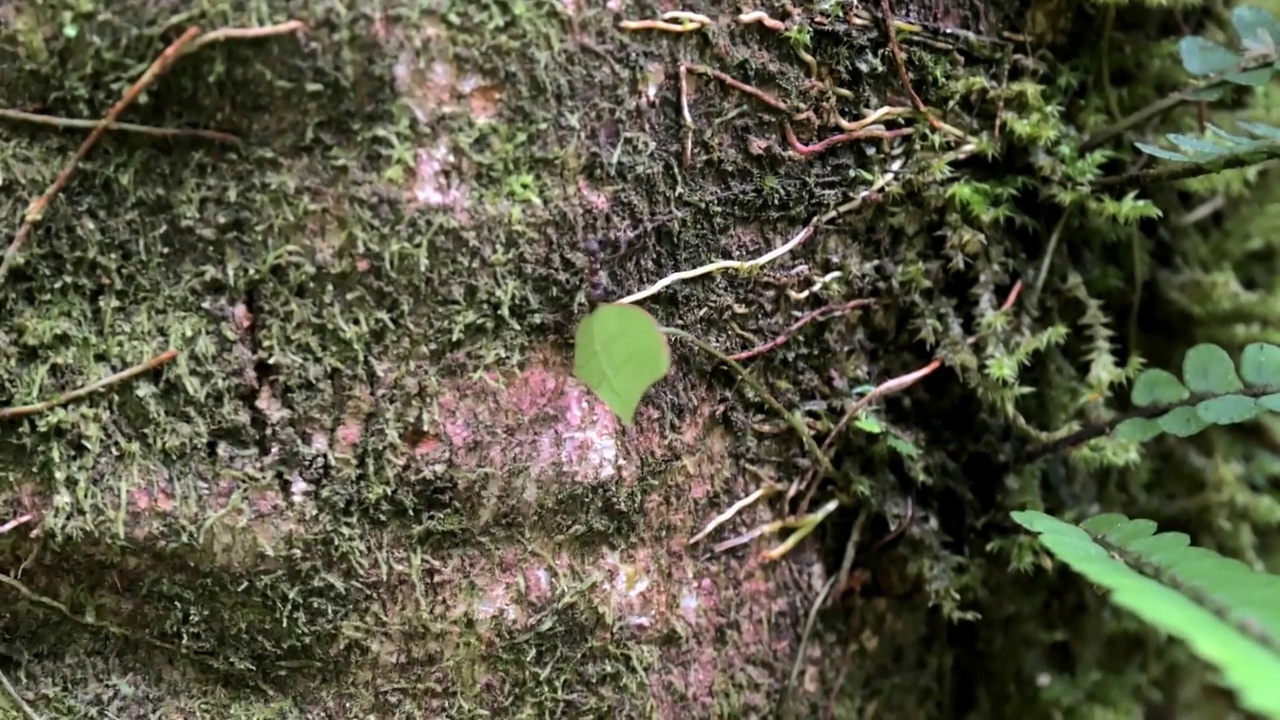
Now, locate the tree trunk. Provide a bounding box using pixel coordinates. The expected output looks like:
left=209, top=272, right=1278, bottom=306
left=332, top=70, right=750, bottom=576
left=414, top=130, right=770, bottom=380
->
left=0, top=0, right=1234, bottom=718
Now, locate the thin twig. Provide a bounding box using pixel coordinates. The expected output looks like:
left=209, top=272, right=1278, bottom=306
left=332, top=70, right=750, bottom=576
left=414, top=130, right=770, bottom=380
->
left=0, top=26, right=201, bottom=286
left=1094, top=151, right=1280, bottom=188
left=662, top=328, right=836, bottom=477
left=0, top=515, right=34, bottom=535
left=729, top=298, right=875, bottom=361
left=0, top=668, right=40, bottom=720
left=0, top=350, right=178, bottom=420
left=685, top=64, right=788, bottom=111
left=0, top=108, right=241, bottom=145
left=184, top=20, right=305, bottom=53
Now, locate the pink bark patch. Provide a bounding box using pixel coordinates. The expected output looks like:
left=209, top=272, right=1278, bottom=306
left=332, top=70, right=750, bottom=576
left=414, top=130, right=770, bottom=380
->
left=430, top=364, right=623, bottom=484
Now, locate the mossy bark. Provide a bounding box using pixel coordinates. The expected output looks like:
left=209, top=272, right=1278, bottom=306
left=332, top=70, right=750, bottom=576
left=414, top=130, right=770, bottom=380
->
left=0, top=0, right=1264, bottom=718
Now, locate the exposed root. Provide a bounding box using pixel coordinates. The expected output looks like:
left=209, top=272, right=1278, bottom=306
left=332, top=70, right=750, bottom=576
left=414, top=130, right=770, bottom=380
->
left=877, top=0, right=946, bottom=134
left=728, top=298, right=875, bottom=361
left=0, top=667, right=40, bottom=720
left=684, top=64, right=788, bottom=112
left=737, top=10, right=786, bottom=31
left=0, top=515, right=33, bottom=535
left=786, top=270, right=844, bottom=301
left=0, top=27, right=202, bottom=285
left=688, top=483, right=783, bottom=546
left=615, top=171, right=897, bottom=305
left=678, top=64, right=693, bottom=166
left=833, top=105, right=913, bottom=132
left=619, top=11, right=711, bottom=33
left=783, top=121, right=913, bottom=156
left=0, top=20, right=304, bottom=285
left=793, top=280, right=1024, bottom=510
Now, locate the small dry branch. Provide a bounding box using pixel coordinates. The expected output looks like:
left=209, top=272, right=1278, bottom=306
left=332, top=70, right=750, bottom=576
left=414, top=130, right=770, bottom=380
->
left=0, top=350, right=178, bottom=420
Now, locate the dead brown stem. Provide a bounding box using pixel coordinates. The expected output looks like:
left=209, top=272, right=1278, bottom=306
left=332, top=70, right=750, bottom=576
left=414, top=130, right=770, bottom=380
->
left=0, top=108, right=242, bottom=145
left=0, top=350, right=179, bottom=420
left=729, top=298, right=875, bottom=361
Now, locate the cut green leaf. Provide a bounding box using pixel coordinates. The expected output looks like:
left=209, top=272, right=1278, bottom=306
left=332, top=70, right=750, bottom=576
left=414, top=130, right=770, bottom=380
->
left=573, top=303, right=672, bottom=425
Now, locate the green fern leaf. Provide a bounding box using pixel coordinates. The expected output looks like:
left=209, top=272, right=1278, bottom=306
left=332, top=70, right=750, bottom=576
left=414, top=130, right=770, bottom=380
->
left=1183, top=343, right=1244, bottom=394
left=1011, top=511, right=1280, bottom=719
left=1131, top=369, right=1189, bottom=407
left=1180, top=36, right=1243, bottom=75
left=1113, top=343, right=1280, bottom=443
left=1240, top=342, right=1280, bottom=387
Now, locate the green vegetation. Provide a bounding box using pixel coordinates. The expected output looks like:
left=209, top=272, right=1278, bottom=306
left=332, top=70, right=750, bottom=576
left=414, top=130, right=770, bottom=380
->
left=4, top=0, right=1280, bottom=717
left=1012, top=511, right=1280, bottom=718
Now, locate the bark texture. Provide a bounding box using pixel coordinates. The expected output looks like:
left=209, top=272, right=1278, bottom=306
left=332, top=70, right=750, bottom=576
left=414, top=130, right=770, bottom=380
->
left=1, top=0, right=1274, bottom=718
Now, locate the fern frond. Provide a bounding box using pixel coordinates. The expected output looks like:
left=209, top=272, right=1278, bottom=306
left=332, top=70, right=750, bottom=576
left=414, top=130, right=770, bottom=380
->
left=1012, top=511, right=1280, bottom=718
left=1134, top=6, right=1280, bottom=168
left=1113, top=341, right=1280, bottom=441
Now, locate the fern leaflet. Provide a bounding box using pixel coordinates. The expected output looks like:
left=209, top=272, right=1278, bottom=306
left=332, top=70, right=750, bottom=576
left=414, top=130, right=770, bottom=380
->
left=1012, top=511, right=1280, bottom=718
